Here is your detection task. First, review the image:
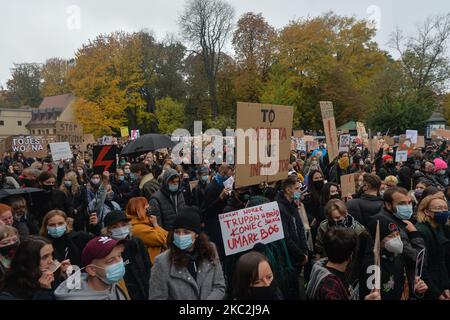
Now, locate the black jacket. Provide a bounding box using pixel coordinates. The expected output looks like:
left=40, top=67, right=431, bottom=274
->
left=30, top=189, right=72, bottom=225
left=275, top=191, right=308, bottom=268
left=45, top=231, right=93, bottom=267
left=192, top=180, right=208, bottom=209
left=122, top=237, right=151, bottom=300
left=346, top=193, right=384, bottom=227
left=111, top=180, right=132, bottom=208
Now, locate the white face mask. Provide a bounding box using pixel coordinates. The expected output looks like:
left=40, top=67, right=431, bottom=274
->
left=110, top=226, right=130, bottom=240
left=384, top=236, right=403, bottom=255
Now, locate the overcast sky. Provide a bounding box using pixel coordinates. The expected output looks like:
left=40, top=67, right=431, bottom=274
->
left=1, top=0, right=449, bottom=87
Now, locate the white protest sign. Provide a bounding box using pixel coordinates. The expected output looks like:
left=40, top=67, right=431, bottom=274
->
left=223, top=175, right=234, bottom=190
left=406, top=130, right=418, bottom=144
left=395, top=150, right=408, bottom=162
left=297, top=138, right=306, bottom=151
left=49, top=142, right=73, bottom=161
left=339, top=134, right=351, bottom=152
left=219, top=201, right=285, bottom=256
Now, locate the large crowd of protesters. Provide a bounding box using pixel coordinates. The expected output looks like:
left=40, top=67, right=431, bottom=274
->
left=0, top=136, right=449, bottom=300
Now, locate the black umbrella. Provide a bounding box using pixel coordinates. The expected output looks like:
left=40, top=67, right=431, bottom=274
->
left=121, top=134, right=176, bottom=156
left=0, top=188, right=43, bottom=200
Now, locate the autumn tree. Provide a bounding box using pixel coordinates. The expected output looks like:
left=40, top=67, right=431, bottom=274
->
left=232, top=12, right=275, bottom=102
left=155, top=97, right=185, bottom=134
left=6, top=63, right=42, bottom=108
left=41, top=58, right=72, bottom=97
left=179, top=0, right=235, bottom=118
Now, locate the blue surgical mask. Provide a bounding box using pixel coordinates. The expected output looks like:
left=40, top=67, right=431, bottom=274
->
left=64, top=181, right=72, bottom=188
left=433, top=211, right=450, bottom=225
left=201, top=175, right=209, bottom=183
left=394, top=204, right=413, bottom=220
left=124, top=169, right=131, bottom=175
left=168, top=184, right=179, bottom=193
left=96, top=260, right=126, bottom=284
left=173, top=234, right=194, bottom=250
left=129, top=173, right=137, bottom=182
left=293, top=192, right=301, bottom=201
left=110, top=226, right=130, bottom=240
left=119, top=176, right=125, bottom=182
left=47, top=224, right=66, bottom=238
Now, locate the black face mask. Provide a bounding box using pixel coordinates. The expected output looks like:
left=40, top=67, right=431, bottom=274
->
left=0, top=242, right=19, bottom=259
left=313, top=180, right=324, bottom=190
left=247, top=283, right=278, bottom=300
left=42, top=184, right=55, bottom=192
left=329, top=193, right=340, bottom=200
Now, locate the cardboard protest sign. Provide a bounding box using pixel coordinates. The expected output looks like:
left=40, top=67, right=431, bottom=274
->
left=93, top=145, right=118, bottom=174
left=340, top=173, right=356, bottom=197
left=49, top=142, right=73, bottom=161
left=416, top=136, right=425, bottom=148
left=373, top=220, right=381, bottom=290
left=383, top=136, right=395, bottom=146
left=339, top=134, right=351, bottom=152
left=6, top=136, right=47, bottom=158
left=395, top=150, right=408, bottom=162
left=356, top=122, right=369, bottom=147
left=406, top=130, right=418, bottom=144
left=120, top=127, right=129, bottom=138
left=306, top=140, right=319, bottom=152
left=297, top=138, right=306, bottom=152
left=435, top=129, right=450, bottom=140
left=219, top=201, right=285, bottom=256
left=293, top=130, right=304, bottom=138
left=320, top=101, right=339, bottom=161
left=189, top=180, right=199, bottom=192
left=55, top=121, right=83, bottom=145
left=235, top=102, right=293, bottom=188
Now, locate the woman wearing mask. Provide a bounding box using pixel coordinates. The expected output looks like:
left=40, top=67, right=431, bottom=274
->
left=434, top=158, right=449, bottom=188
left=32, top=172, right=71, bottom=225
left=328, top=152, right=351, bottom=184
left=60, top=171, right=88, bottom=232
left=303, top=170, right=325, bottom=237
left=122, top=164, right=132, bottom=182
left=76, top=166, right=88, bottom=186
left=315, top=199, right=371, bottom=286
left=103, top=210, right=151, bottom=300
left=126, top=197, right=168, bottom=264
left=39, top=210, right=95, bottom=267
left=416, top=194, right=450, bottom=300
left=0, top=236, right=71, bottom=300
left=231, top=251, right=282, bottom=300
left=149, top=207, right=226, bottom=300
left=0, top=225, right=19, bottom=279
left=361, top=218, right=428, bottom=300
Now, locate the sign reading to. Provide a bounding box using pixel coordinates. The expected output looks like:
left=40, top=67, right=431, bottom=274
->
left=219, top=202, right=285, bottom=256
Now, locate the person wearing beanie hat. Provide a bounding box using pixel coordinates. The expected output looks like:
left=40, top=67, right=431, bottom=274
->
left=103, top=210, right=152, bottom=300
left=361, top=216, right=428, bottom=300
left=54, top=236, right=130, bottom=300
left=376, top=150, right=396, bottom=181
left=149, top=207, right=226, bottom=300
left=192, top=166, right=210, bottom=208
left=433, top=158, right=449, bottom=187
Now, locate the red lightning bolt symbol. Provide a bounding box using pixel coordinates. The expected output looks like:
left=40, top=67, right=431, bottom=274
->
left=94, top=146, right=114, bottom=172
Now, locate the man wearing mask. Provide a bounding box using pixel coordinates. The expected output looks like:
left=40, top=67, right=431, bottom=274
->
left=130, top=163, right=160, bottom=202
left=369, top=186, right=425, bottom=297
left=201, top=164, right=233, bottom=262
left=192, top=167, right=209, bottom=208
left=18, top=168, right=40, bottom=188
left=110, top=169, right=131, bottom=208
left=54, top=236, right=130, bottom=300
left=347, top=174, right=384, bottom=226
left=149, top=168, right=186, bottom=231
left=276, top=176, right=309, bottom=299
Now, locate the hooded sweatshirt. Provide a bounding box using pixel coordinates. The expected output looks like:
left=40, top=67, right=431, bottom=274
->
left=54, top=273, right=128, bottom=300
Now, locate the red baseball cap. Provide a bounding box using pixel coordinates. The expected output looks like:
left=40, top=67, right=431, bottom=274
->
left=81, top=236, right=127, bottom=267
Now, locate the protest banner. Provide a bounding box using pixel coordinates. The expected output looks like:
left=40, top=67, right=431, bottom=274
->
left=49, top=142, right=73, bottom=161
left=5, top=136, right=47, bottom=158
left=340, top=173, right=356, bottom=197
left=416, top=136, right=425, bottom=148
left=93, top=145, right=118, bottom=174
left=395, top=150, right=408, bottom=162
left=235, top=102, right=293, bottom=188
left=406, top=130, right=418, bottom=144
left=339, top=134, right=351, bottom=152
left=320, top=101, right=339, bottom=161
left=435, top=129, right=450, bottom=140
left=293, top=130, right=304, bottom=138
left=120, top=127, right=129, bottom=138
left=55, top=121, right=83, bottom=145
left=219, top=201, right=285, bottom=256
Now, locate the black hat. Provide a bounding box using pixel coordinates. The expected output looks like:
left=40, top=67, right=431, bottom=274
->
left=369, top=216, right=399, bottom=241
left=173, top=207, right=202, bottom=234
left=104, top=210, right=131, bottom=228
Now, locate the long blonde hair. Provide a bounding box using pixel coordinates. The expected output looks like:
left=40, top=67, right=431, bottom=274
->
left=39, top=210, right=70, bottom=236
left=60, top=171, right=80, bottom=195
left=417, top=194, right=447, bottom=228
